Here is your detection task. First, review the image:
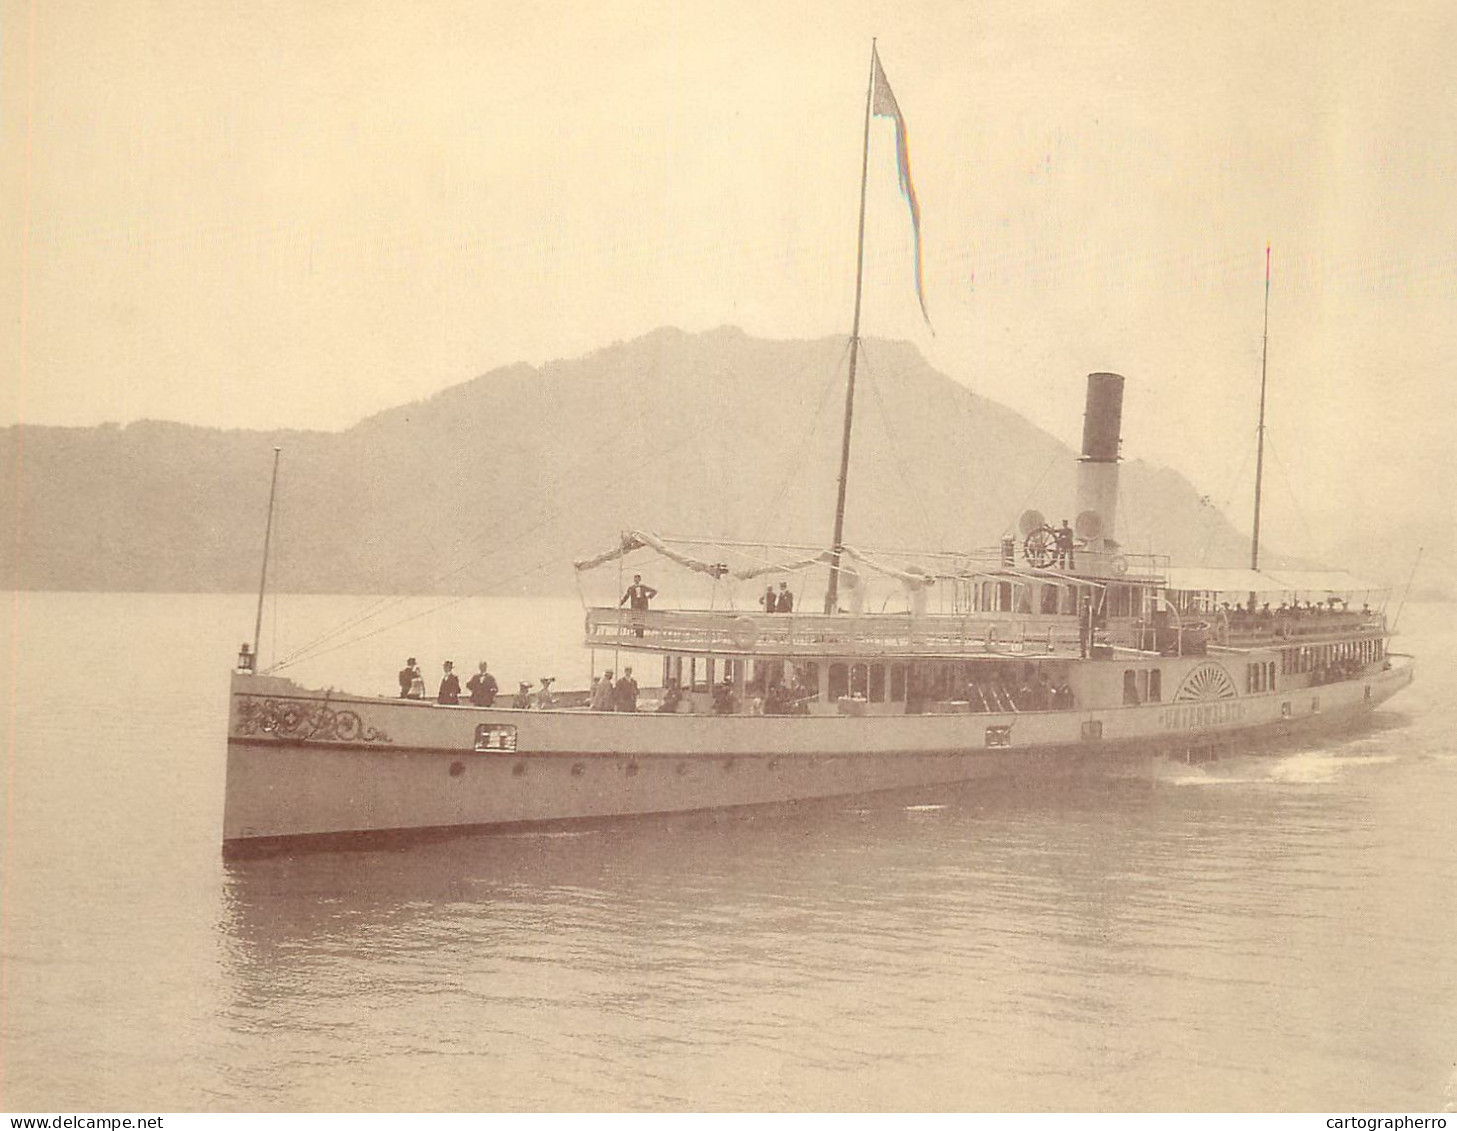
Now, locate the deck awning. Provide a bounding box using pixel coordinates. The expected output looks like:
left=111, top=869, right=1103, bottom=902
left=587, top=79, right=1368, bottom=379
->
left=1162, top=567, right=1384, bottom=594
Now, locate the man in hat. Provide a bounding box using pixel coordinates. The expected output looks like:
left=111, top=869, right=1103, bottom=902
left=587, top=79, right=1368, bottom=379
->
left=398, top=657, right=421, bottom=698
left=466, top=661, right=498, bottom=707
left=620, top=574, right=657, bottom=637
left=438, top=661, right=461, bottom=705
left=590, top=670, right=615, bottom=712
left=613, top=666, right=640, bottom=712
left=775, top=581, right=794, bottom=613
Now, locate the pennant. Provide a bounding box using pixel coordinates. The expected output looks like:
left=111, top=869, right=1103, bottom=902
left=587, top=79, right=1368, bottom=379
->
left=871, top=47, right=932, bottom=328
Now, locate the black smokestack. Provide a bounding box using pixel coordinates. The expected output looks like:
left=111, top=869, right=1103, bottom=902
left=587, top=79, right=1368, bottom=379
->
left=1080, top=372, right=1124, bottom=463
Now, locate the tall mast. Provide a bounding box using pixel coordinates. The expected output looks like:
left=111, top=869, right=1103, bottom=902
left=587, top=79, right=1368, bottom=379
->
left=824, top=42, right=878, bottom=614
left=252, top=446, right=282, bottom=666
left=1251, top=244, right=1270, bottom=571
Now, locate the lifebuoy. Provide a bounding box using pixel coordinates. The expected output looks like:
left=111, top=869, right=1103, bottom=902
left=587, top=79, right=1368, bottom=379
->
left=1110, top=555, right=1128, bottom=576
left=730, top=616, right=759, bottom=649
left=985, top=623, right=1004, bottom=650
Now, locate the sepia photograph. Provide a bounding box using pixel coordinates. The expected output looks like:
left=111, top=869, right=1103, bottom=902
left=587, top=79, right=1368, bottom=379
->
left=2, top=0, right=1454, bottom=1115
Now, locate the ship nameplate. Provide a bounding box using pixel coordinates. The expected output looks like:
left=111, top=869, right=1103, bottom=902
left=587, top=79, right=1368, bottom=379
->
left=474, top=724, right=518, bottom=753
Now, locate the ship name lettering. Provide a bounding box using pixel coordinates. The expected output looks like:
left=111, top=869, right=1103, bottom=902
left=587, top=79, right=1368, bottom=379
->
left=1158, top=702, right=1247, bottom=730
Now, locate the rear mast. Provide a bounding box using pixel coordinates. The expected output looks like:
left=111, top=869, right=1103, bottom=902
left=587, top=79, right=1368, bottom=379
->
left=824, top=41, right=878, bottom=614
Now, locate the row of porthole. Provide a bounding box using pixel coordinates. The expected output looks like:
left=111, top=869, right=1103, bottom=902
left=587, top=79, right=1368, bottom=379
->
left=446, top=756, right=796, bottom=779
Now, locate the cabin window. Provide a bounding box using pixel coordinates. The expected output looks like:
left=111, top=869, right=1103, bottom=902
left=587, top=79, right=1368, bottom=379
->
left=828, top=663, right=849, bottom=701
left=796, top=662, right=820, bottom=703
left=869, top=664, right=886, bottom=703
left=1123, top=669, right=1140, bottom=705
left=1148, top=669, right=1162, bottom=702
left=890, top=664, right=906, bottom=702
left=1136, top=670, right=1149, bottom=702
left=1266, top=662, right=1276, bottom=691
left=985, top=725, right=1012, bottom=747
left=705, top=658, right=716, bottom=689
left=997, top=581, right=1013, bottom=611
left=1041, top=585, right=1060, bottom=614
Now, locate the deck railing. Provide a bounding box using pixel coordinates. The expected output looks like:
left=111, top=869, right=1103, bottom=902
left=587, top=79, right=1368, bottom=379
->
left=585, top=606, right=1390, bottom=659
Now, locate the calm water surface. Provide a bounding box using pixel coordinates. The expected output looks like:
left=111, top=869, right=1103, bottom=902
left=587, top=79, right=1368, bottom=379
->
left=2, top=593, right=1454, bottom=1111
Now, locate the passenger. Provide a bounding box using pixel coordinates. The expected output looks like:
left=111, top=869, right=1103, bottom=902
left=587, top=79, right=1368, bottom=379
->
left=965, top=679, right=982, bottom=712
left=764, top=681, right=788, bottom=715
left=466, top=661, right=499, bottom=707
left=1057, top=682, right=1075, bottom=708
left=512, top=680, right=533, bottom=709
left=1034, top=672, right=1053, bottom=710
left=760, top=585, right=778, bottom=614
left=535, top=676, right=555, bottom=709
left=658, top=678, right=683, bottom=714
left=437, top=661, right=461, bottom=705
left=712, top=674, right=737, bottom=715
left=613, top=666, right=640, bottom=712
left=619, top=574, right=657, bottom=637
left=776, top=582, right=794, bottom=613
left=399, top=656, right=422, bottom=699
left=590, top=670, right=615, bottom=712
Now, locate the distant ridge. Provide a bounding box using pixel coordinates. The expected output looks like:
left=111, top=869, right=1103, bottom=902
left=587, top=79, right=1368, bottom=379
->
left=3, top=326, right=1272, bottom=595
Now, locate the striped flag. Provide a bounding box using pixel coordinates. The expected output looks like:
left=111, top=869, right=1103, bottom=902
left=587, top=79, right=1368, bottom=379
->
left=871, top=46, right=931, bottom=328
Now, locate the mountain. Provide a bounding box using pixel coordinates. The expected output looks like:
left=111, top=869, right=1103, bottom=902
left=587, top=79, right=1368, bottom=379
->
left=3, top=326, right=1273, bottom=595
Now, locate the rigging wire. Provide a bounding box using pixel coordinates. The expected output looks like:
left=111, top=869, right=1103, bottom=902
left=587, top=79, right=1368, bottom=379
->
left=747, top=336, right=854, bottom=546
left=271, top=377, right=783, bottom=670
left=1262, top=434, right=1319, bottom=557
left=857, top=342, right=939, bottom=547
left=1196, top=431, right=1257, bottom=561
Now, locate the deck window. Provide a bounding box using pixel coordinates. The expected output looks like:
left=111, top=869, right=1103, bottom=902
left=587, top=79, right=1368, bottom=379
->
left=890, top=664, right=906, bottom=702
left=850, top=664, right=868, bottom=698
left=828, top=663, right=849, bottom=701
left=869, top=664, right=886, bottom=703
left=1123, top=669, right=1140, bottom=705
left=1041, top=585, right=1060, bottom=614
left=1148, top=669, right=1162, bottom=702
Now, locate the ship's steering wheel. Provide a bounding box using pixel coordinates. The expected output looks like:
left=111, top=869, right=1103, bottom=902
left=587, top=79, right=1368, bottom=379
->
left=1023, top=523, right=1057, bottom=569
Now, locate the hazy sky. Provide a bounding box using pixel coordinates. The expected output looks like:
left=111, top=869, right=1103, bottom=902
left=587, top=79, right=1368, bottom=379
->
left=4, top=0, right=1454, bottom=562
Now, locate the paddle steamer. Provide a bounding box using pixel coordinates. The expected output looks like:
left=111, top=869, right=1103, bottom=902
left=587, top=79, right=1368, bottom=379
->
left=222, top=49, right=1413, bottom=855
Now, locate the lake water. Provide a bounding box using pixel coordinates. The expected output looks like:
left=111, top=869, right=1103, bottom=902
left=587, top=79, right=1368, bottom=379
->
left=2, top=593, right=1454, bottom=1112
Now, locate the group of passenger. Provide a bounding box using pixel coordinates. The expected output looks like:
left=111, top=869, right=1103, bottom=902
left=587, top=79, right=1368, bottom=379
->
left=758, top=582, right=796, bottom=614
left=589, top=667, right=640, bottom=712
left=398, top=657, right=559, bottom=708
left=965, top=671, right=1075, bottom=713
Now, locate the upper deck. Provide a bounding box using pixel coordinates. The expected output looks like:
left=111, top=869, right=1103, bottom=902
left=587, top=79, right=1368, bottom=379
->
left=584, top=604, right=1389, bottom=660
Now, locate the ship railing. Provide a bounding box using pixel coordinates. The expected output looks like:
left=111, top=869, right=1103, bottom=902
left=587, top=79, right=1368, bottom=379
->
left=585, top=607, right=1123, bottom=658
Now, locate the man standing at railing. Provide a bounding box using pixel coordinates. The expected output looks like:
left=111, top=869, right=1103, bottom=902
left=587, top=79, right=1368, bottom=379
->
left=620, top=573, right=657, bottom=637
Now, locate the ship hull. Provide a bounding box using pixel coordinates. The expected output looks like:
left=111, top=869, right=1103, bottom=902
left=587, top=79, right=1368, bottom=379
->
left=223, top=657, right=1414, bottom=855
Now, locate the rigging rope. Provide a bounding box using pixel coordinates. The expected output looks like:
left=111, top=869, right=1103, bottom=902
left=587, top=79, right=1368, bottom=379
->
left=858, top=341, right=940, bottom=547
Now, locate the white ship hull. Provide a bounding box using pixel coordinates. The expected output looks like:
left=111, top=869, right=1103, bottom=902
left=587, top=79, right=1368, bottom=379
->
left=222, top=655, right=1414, bottom=854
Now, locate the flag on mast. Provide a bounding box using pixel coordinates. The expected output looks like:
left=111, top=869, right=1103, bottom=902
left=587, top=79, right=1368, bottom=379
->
left=871, top=46, right=931, bottom=328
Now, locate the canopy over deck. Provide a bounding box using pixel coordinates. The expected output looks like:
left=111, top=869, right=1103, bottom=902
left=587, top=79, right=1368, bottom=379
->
left=1163, top=567, right=1384, bottom=594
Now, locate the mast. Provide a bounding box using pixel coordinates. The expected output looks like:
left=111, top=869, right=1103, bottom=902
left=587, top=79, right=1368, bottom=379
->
left=1250, top=244, right=1271, bottom=571
left=824, top=42, right=878, bottom=614
left=252, top=446, right=282, bottom=666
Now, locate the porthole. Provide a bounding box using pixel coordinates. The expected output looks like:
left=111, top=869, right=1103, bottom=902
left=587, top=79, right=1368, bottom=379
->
left=448, top=761, right=466, bottom=777
left=625, top=762, right=639, bottom=776
left=571, top=762, right=585, bottom=777
left=512, top=761, right=527, bottom=777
